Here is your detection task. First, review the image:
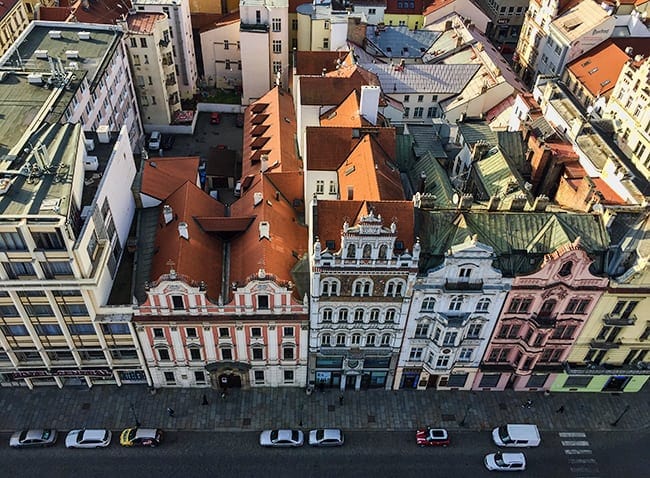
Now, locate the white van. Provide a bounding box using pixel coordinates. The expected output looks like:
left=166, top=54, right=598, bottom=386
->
left=234, top=181, right=242, bottom=197
left=492, top=424, right=541, bottom=447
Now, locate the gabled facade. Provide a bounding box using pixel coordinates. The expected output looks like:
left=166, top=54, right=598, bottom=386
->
left=309, top=203, right=418, bottom=390
left=477, top=240, right=608, bottom=391
left=396, top=237, right=510, bottom=390
left=199, top=12, right=242, bottom=91
left=296, top=1, right=352, bottom=52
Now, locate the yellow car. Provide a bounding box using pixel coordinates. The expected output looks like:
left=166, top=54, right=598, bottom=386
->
left=120, top=428, right=163, bottom=447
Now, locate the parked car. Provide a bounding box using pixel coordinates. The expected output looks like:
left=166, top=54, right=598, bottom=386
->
left=233, top=180, right=242, bottom=197
left=161, top=134, right=176, bottom=150
left=492, top=424, right=540, bottom=447
left=148, top=131, right=161, bottom=150
left=65, top=429, right=112, bottom=449
left=210, top=112, right=221, bottom=124
left=308, top=429, right=344, bottom=447
left=484, top=452, right=526, bottom=471
left=9, top=429, right=58, bottom=448
left=259, top=429, right=304, bottom=447
left=236, top=113, right=244, bottom=127
left=416, top=427, right=449, bottom=447
left=119, top=428, right=163, bottom=447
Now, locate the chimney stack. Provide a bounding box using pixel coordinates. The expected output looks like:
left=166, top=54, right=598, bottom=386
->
left=533, top=195, right=549, bottom=211
left=487, top=195, right=501, bottom=211
left=509, top=195, right=527, bottom=211
left=360, top=85, right=380, bottom=125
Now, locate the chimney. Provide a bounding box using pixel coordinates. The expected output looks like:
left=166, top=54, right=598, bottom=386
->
left=96, top=125, right=110, bottom=144
left=624, top=46, right=633, bottom=56
left=163, top=204, right=173, bottom=224
left=487, top=195, right=501, bottom=211
left=471, top=140, right=490, bottom=161
left=418, top=171, right=426, bottom=194
left=347, top=185, right=354, bottom=200
left=459, top=193, right=473, bottom=209
left=360, top=85, right=380, bottom=125
left=509, top=195, right=527, bottom=211
left=533, top=195, right=549, bottom=211
left=260, top=153, right=269, bottom=172
left=178, top=222, right=189, bottom=240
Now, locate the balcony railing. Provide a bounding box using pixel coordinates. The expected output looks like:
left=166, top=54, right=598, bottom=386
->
left=603, top=313, right=636, bottom=326
left=564, top=361, right=650, bottom=375
left=240, top=23, right=269, bottom=33
left=444, top=279, right=484, bottom=291
left=589, top=339, right=621, bottom=350
left=530, top=313, right=557, bottom=329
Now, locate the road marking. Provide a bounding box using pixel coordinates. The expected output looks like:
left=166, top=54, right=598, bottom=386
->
left=564, top=449, right=593, bottom=455
left=568, top=458, right=597, bottom=464
left=561, top=440, right=591, bottom=447
left=559, top=432, right=587, bottom=438
left=570, top=467, right=599, bottom=474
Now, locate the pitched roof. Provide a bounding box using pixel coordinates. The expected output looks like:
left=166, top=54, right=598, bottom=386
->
left=294, top=50, right=353, bottom=76
left=337, top=134, right=404, bottom=200
left=299, top=66, right=381, bottom=105
left=151, top=181, right=224, bottom=301
left=141, top=157, right=200, bottom=202
left=127, top=13, right=166, bottom=35
left=319, top=90, right=371, bottom=127
left=359, top=62, right=480, bottom=94
left=306, top=126, right=397, bottom=171
left=315, top=200, right=415, bottom=253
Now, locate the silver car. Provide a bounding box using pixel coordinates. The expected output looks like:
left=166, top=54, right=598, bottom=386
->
left=9, top=429, right=58, bottom=448
left=259, top=429, right=304, bottom=447
left=65, top=429, right=112, bottom=448
left=308, top=428, right=344, bottom=447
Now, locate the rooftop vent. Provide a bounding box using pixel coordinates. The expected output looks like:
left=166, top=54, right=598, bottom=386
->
left=178, top=221, right=189, bottom=240
left=78, top=31, right=91, bottom=40
left=0, top=177, right=13, bottom=195
left=49, top=30, right=62, bottom=39
left=253, top=192, right=263, bottom=206
left=65, top=50, right=79, bottom=59
left=27, top=73, right=43, bottom=85
left=259, top=221, right=270, bottom=240
left=35, top=50, right=48, bottom=59
left=163, top=204, right=173, bottom=224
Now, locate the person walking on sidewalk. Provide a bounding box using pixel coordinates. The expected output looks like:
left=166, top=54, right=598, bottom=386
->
left=167, top=407, right=175, bottom=417
left=339, top=394, right=344, bottom=406
left=556, top=405, right=565, bottom=414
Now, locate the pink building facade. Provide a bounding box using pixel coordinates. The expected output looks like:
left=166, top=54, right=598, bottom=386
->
left=475, top=240, right=608, bottom=391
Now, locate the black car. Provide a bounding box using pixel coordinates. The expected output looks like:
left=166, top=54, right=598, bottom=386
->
left=162, top=134, right=176, bottom=150
left=236, top=113, right=244, bottom=128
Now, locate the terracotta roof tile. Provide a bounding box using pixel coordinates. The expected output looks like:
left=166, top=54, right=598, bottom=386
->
left=319, top=90, right=376, bottom=127
left=141, top=157, right=200, bottom=201
left=195, top=216, right=256, bottom=232
left=151, top=182, right=224, bottom=301
left=423, top=0, right=456, bottom=14
left=37, top=7, right=72, bottom=21
left=127, top=12, right=166, bottom=34
left=194, top=11, right=240, bottom=33
left=315, top=200, right=415, bottom=254
left=294, top=50, right=354, bottom=75
left=299, top=66, right=381, bottom=105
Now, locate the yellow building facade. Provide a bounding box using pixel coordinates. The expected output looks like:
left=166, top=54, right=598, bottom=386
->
left=0, top=0, right=30, bottom=57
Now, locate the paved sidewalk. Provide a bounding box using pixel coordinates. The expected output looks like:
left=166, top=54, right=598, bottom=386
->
left=0, top=385, right=648, bottom=433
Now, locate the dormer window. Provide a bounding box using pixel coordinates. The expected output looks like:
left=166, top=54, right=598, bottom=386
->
left=171, top=295, right=184, bottom=310
left=421, top=297, right=436, bottom=312
left=347, top=244, right=356, bottom=259
left=558, top=261, right=573, bottom=277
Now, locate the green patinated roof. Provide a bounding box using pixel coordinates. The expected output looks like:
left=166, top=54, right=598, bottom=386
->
left=408, top=151, right=455, bottom=205
left=416, top=209, right=610, bottom=276
left=473, top=149, right=517, bottom=199
left=457, top=121, right=498, bottom=146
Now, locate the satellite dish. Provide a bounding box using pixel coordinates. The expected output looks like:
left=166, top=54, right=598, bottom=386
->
left=452, top=193, right=460, bottom=204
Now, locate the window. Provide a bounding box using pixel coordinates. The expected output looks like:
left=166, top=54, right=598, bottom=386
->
left=272, top=17, right=281, bottom=32
left=283, top=327, right=294, bottom=337
left=186, top=328, right=197, bottom=338
left=321, top=279, right=339, bottom=296
left=565, top=299, right=590, bottom=314
left=254, top=370, right=265, bottom=384
left=381, top=334, right=391, bottom=346
left=449, top=296, right=463, bottom=311
left=272, top=40, right=281, bottom=54
left=284, top=370, right=294, bottom=383
left=321, top=334, right=331, bottom=346
left=315, top=180, right=324, bottom=194
left=251, top=327, right=262, bottom=338
left=283, top=346, right=294, bottom=360
left=558, top=261, right=573, bottom=277
left=164, top=371, right=175, bottom=384
left=33, top=231, right=64, bottom=250
left=385, top=280, right=404, bottom=297
left=612, top=300, right=639, bottom=319
left=322, top=308, right=333, bottom=322
left=467, top=323, right=482, bottom=338
left=539, top=299, right=556, bottom=317
left=409, top=347, right=423, bottom=360
left=133, top=54, right=140, bottom=66
left=130, top=38, right=137, bottom=48
left=195, top=371, right=206, bottom=384
left=443, top=331, right=457, bottom=346
left=487, top=348, right=509, bottom=362
left=252, top=347, right=264, bottom=360
left=421, top=298, right=435, bottom=312
left=366, top=334, right=376, bottom=346
left=158, top=349, right=170, bottom=361
left=459, top=348, right=473, bottom=362
left=403, top=107, right=410, bottom=118
left=386, top=309, right=397, bottom=323
left=552, top=324, right=576, bottom=340
left=507, top=297, right=532, bottom=313
left=221, top=348, right=233, bottom=360
left=354, top=308, right=364, bottom=322
left=5, top=262, right=36, bottom=278
left=347, top=244, right=356, bottom=258
left=323, top=38, right=329, bottom=49
left=2, top=325, right=29, bottom=336
left=292, top=19, right=298, bottom=30
left=225, top=60, right=231, bottom=70
left=336, top=334, right=346, bottom=346
left=526, top=374, right=548, bottom=388
left=351, top=333, right=361, bottom=345
left=427, top=106, right=437, bottom=118
left=189, top=348, right=202, bottom=360
left=353, top=279, right=372, bottom=297
left=369, top=309, right=379, bottom=322
left=258, top=295, right=269, bottom=309
left=417, top=95, right=424, bottom=102
left=272, top=61, right=282, bottom=74
left=219, top=327, right=230, bottom=337
left=476, top=298, right=490, bottom=312
left=102, top=323, right=130, bottom=335
left=339, top=309, right=348, bottom=322
left=0, top=231, right=27, bottom=250
left=414, top=323, right=429, bottom=337
left=498, top=324, right=520, bottom=339
left=404, top=95, right=410, bottom=102
left=153, top=328, right=164, bottom=338
left=324, top=21, right=330, bottom=29
left=436, top=355, right=450, bottom=367
left=144, top=54, right=149, bottom=64
left=171, top=295, right=184, bottom=310
left=329, top=181, right=337, bottom=194
left=413, top=107, right=424, bottom=118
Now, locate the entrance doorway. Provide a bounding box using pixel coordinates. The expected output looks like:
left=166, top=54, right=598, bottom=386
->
left=218, top=373, right=242, bottom=389
left=345, top=375, right=357, bottom=390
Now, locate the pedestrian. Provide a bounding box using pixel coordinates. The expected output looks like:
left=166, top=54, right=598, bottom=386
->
left=221, top=390, right=227, bottom=399
left=522, top=399, right=533, bottom=409
left=167, top=407, right=175, bottom=417
left=318, top=382, right=325, bottom=393
left=299, top=420, right=303, bottom=427
left=202, top=394, right=209, bottom=406
left=339, top=394, right=344, bottom=406
left=556, top=405, right=565, bottom=414
left=158, top=148, right=163, bottom=157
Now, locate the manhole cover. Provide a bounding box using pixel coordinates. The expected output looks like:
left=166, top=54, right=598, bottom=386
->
left=499, top=403, right=508, bottom=410
left=81, top=403, right=90, bottom=410
left=442, top=414, right=455, bottom=421
left=328, top=405, right=336, bottom=412
left=242, top=418, right=251, bottom=426
left=368, top=415, right=375, bottom=423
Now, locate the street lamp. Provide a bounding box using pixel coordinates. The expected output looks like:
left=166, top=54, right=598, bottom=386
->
left=459, top=405, right=471, bottom=427
left=610, top=404, right=630, bottom=427
left=130, top=402, right=141, bottom=427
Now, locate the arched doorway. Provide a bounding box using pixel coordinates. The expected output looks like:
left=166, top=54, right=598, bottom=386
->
left=206, top=361, right=252, bottom=389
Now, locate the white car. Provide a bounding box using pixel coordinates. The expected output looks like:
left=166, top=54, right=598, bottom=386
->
left=308, top=428, right=344, bottom=447
left=148, top=131, right=161, bottom=150
left=259, top=429, right=304, bottom=447
left=65, top=429, right=112, bottom=448
left=484, top=452, right=526, bottom=471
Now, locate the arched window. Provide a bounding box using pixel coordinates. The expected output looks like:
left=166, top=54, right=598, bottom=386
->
left=385, top=308, right=397, bottom=323
left=558, top=261, right=573, bottom=277
left=421, top=297, right=436, bottom=312
left=354, top=308, right=364, bottom=322
left=335, top=333, right=346, bottom=346
left=381, top=334, right=392, bottom=346
left=363, top=244, right=372, bottom=258
left=385, top=279, right=405, bottom=297
left=320, top=334, right=331, bottom=346
left=449, top=296, right=463, bottom=311
left=476, top=298, right=491, bottom=312
left=338, top=308, right=348, bottom=322
left=346, top=244, right=356, bottom=258
left=351, top=333, right=361, bottom=345
left=378, top=244, right=388, bottom=259
left=366, top=334, right=376, bottom=346
left=322, top=308, right=332, bottom=322
left=321, top=279, right=340, bottom=297
left=369, top=309, right=380, bottom=322
left=353, top=279, right=373, bottom=297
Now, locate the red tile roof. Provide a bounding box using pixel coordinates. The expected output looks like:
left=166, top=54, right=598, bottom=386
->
left=423, top=0, right=456, bottom=14
left=141, top=157, right=201, bottom=202
left=299, top=66, right=381, bottom=105
left=151, top=181, right=224, bottom=301
left=294, top=50, right=354, bottom=76
left=127, top=12, right=166, bottom=35
left=320, top=90, right=375, bottom=127
left=194, top=11, right=240, bottom=33
left=0, top=0, right=20, bottom=19
left=315, top=200, right=415, bottom=254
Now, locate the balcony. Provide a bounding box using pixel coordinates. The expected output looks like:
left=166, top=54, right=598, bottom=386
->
left=603, top=313, right=636, bottom=326
left=444, top=279, right=483, bottom=291
left=240, top=23, right=269, bottom=33
left=564, top=361, right=650, bottom=375
left=480, top=362, right=516, bottom=372
left=530, top=313, right=557, bottom=329
left=589, top=339, right=621, bottom=350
